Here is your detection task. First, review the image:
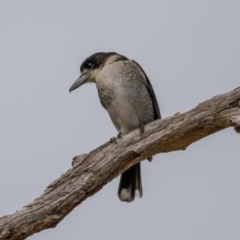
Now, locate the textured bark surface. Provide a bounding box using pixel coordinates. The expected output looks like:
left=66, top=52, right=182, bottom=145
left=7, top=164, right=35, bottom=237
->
left=0, top=87, right=240, bottom=240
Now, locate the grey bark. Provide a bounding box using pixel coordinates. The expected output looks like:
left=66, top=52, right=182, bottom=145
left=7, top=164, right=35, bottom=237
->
left=0, top=86, right=240, bottom=240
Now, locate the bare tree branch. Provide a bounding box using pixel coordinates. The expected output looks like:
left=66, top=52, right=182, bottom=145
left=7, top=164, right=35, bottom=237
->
left=0, top=87, right=240, bottom=240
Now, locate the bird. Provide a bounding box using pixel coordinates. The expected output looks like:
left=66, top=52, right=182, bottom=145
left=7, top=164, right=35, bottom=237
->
left=69, top=52, right=161, bottom=202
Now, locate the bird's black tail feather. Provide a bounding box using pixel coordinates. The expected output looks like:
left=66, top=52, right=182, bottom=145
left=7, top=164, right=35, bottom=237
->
left=118, top=163, right=143, bottom=202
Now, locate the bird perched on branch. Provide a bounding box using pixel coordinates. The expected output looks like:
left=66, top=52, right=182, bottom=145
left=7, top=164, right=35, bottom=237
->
left=69, top=52, right=161, bottom=202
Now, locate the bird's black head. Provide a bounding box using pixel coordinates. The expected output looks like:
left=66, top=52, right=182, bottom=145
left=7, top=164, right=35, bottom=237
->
left=80, top=52, right=128, bottom=72
left=69, top=52, right=128, bottom=92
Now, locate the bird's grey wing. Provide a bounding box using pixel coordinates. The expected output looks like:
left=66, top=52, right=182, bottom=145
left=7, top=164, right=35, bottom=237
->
left=130, top=60, right=161, bottom=120
left=97, top=86, right=121, bottom=132
left=98, top=92, right=107, bottom=110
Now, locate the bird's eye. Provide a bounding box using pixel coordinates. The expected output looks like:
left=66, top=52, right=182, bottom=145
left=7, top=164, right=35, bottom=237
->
left=86, top=63, right=93, bottom=69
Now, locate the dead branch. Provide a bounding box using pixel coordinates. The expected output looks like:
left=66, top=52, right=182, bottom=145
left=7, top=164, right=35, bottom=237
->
left=0, top=86, right=240, bottom=240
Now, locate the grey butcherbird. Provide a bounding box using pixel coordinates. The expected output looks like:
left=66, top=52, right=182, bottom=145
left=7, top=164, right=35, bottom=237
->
left=69, top=52, right=161, bottom=202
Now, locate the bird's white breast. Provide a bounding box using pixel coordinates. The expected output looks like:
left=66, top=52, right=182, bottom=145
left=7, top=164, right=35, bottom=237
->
left=96, top=61, right=154, bottom=134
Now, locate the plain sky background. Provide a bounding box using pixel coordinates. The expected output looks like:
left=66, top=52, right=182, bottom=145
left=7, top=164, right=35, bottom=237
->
left=1, top=1, right=240, bottom=239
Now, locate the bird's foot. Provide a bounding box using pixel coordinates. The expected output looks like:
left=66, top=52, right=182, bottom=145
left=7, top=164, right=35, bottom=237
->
left=147, top=156, right=153, bottom=162
left=110, top=137, right=117, bottom=144
left=110, top=132, right=122, bottom=144
left=139, top=122, right=145, bottom=136
left=117, top=132, right=122, bottom=138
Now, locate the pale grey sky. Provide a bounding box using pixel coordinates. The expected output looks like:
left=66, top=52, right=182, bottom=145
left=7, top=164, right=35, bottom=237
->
left=1, top=1, right=240, bottom=239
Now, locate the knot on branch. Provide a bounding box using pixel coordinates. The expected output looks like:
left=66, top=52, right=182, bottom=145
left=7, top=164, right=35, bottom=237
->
left=229, top=98, right=240, bottom=108
left=234, top=121, right=240, bottom=133
left=0, top=227, right=11, bottom=239
left=230, top=115, right=240, bottom=133
left=72, top=154, right=88, bottom=167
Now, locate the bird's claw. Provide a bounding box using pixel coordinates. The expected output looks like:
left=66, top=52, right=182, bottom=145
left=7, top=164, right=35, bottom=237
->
left=110, top=137, right=117, bottom=144
left=117, top=132, right=122, bottom=138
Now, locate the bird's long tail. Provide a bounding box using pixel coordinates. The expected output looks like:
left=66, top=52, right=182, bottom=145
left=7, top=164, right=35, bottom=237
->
left=118, top=163, right=143, bottom=202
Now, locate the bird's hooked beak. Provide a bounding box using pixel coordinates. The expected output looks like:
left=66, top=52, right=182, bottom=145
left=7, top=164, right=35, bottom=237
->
left=69, top=74, right=89, bottom=93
